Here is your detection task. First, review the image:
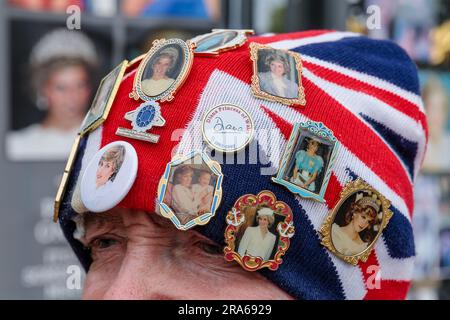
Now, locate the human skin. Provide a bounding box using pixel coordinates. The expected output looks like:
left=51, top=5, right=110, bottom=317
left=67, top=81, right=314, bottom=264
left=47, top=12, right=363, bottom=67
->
left=42, top=65, right=91, bottom=131
left=96, top=160, right=115, bottom=189
left=80, top=208, right=293, bottom=299
left=178, top=171, right=193, bottom=188
left=258, top=216, right=270, bottom=235
left=198, top=173, right=211, bottom=187
left=152, top=56, right=173, bottom=80
left=270, top=60, right=285, bottom=77
left=341, top=211, right=373, bottom=243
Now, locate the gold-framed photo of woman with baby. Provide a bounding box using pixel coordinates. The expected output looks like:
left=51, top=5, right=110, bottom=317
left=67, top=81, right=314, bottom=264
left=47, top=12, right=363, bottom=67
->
left=157, top=150, right=223, bottom=230
left=272, top=121, right=340, bottom=202
left=320, top=179, right=394, bottom=265
left=224, top=190, right=295, bottom=271
left=250, top=42, right=305, bottom=106
left=130, top=38, right=194, bottom=103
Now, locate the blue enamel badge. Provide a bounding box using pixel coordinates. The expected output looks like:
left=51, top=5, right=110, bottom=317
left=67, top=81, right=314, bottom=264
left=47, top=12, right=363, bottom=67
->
left=116, top=101, right=166, bottom=143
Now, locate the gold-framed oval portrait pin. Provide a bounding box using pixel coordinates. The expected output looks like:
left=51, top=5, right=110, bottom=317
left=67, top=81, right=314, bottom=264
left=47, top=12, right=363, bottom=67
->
left=224, top=190, right=295, bottom=271
left=191, top=29, right=254, bottom=56
left=250, top=42, right=306, bottom=106
left=130, top=38, right=195, bottom=102
left=320, top=179, right=394, bottom=265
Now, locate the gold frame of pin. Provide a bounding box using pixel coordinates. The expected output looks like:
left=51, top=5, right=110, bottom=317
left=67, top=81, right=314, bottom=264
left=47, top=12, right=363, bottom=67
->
left=272, top=121, right=340, bottom=202
left=53, top=134, right=82, bottom=222
left=130, top=38, right=195, bottom=103
left=320, top=179, right=393, bottom=265
left=191, top=29, right=254, bottom=56
left=201, top=104, right=255, bottom=153
left=79, top=60, right=128, bottom=136
left=157, top=150, right=223, bottom=231
left=249, top=42, right=306, bottom=106
left=223, top=190, right=295, bottom=272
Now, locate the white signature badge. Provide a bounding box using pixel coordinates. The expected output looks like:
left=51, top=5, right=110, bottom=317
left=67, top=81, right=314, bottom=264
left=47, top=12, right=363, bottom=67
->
left=201, top=104, right=254, bottom=153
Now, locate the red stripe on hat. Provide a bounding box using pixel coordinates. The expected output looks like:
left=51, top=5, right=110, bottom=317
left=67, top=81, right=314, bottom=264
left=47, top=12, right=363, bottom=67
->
left=250, top=30, right=334, bottom=44
left=303, top=60, right=428, bottom=139
left=359, top=248, right=409, bottom=300
left=260, top=106, right=295, bottom=140
left=364, top=280, right=410, bottom=300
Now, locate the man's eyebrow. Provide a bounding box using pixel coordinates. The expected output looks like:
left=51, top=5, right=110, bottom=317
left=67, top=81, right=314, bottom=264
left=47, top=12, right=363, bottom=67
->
left=82, top=212, right=123, bottom=240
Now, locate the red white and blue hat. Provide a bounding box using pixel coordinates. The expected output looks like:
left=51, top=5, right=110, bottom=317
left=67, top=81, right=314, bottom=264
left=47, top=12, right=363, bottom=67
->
left=56, top=30, right=428, bottom=300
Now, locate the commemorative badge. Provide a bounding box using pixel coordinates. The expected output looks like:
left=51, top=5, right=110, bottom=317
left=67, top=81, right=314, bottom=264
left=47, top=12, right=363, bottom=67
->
left=116, top=101, right=166, bottom=143
left=201, top=104, right=254, bottom=153
left=130, top=38, right=194, bottom=102
left=320, top=179, right=393, bottom=265
left=250, top=42, right=306, bottom=106
left=157, top=150, right=223, bottom=230
left=224, top=190, right=295, bottom=271
left=79, top=60, right=128, bottom=136
left=191, top=29, right=254, bottom=56
left=272, top=120, right=340, bottom=202
left=80, top=141, right=138, bottom=213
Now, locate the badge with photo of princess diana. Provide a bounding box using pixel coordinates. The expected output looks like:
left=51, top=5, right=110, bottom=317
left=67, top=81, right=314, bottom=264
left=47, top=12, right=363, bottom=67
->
left=130, top=38, right=194, bottom=102
left=320, top=179, right=393, bottom=265
left=157, top=150, right=223, bottom=231
left=250, top=42, right=306, bottom=106
left=272, top=121, right=340, bottom=202
left=224, top=190, right=295, bottom=272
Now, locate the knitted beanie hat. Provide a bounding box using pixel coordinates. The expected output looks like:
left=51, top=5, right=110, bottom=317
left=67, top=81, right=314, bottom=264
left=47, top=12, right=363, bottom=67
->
left=56, top=30, right=428, bottom=300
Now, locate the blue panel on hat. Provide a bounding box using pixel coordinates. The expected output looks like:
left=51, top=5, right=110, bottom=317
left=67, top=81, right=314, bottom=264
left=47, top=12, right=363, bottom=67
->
left=360, top=113, right=418, bottom=180
left=294, top=37, right=420, bottom=94
left=383, top=206, right=415, bottom=259
left=198, top=143, right=346, bottom=300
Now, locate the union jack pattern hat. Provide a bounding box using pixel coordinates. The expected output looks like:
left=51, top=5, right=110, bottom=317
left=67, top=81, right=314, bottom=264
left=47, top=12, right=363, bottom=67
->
left=57, top=30, right=428, bottom=300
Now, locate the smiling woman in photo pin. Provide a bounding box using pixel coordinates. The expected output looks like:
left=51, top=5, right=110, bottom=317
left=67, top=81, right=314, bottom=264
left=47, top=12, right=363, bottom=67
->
left=238, top=207, right=277, bottom=261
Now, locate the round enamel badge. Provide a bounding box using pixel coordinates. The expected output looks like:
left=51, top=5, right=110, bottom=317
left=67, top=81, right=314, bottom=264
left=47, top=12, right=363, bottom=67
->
left=202, top=104, right=254, bottom=153
left=80, top=141, right=138, bottom=213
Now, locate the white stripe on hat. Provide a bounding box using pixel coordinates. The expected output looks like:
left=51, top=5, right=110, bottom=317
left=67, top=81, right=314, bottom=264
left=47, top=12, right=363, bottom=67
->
left=267, top=31, right=361, bottom=50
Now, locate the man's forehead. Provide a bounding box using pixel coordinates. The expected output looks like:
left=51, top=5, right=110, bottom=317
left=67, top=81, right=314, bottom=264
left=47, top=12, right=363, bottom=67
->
left=84, top=209, right=124, bottom=231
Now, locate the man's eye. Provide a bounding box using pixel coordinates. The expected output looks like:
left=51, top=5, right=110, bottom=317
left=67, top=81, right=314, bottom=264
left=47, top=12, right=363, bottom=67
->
left=197, top=242, right=222, bottom=255
left=91, top=238, right=119, bottom=250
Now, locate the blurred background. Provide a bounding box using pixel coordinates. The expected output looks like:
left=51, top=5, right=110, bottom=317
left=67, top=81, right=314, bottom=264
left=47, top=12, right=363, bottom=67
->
left=0, top=0, right=449, bottom=299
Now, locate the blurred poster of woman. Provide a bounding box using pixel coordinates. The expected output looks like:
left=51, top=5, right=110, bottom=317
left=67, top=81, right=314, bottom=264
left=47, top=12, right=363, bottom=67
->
left=6, top=29, right=98, bottom=161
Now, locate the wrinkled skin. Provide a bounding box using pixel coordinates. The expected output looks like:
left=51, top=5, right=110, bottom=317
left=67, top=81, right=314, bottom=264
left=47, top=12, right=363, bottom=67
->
left=80, top=208, right=293, bottom=300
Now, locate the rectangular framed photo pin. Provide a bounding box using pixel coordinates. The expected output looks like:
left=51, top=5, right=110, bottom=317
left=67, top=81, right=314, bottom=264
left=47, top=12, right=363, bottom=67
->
left=250, top=42, right=306, bottom=106
left=272, top=121, right=340, bottom=202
